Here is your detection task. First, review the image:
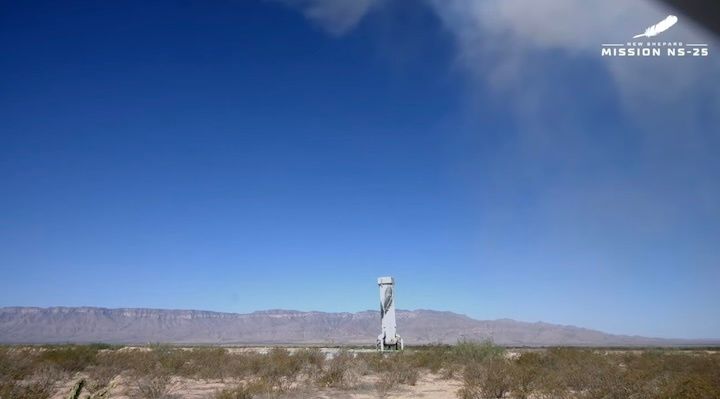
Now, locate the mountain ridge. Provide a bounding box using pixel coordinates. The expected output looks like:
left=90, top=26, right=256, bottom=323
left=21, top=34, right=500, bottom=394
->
left=1, top=306, right=717, bottom=346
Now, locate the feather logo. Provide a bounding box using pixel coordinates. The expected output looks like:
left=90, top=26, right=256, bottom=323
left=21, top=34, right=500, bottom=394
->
left=633, top=15, right=678, bottom=39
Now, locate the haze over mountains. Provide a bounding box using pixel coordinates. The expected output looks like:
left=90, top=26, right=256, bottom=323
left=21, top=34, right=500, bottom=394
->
left=0, top=307, right=716, bottom=346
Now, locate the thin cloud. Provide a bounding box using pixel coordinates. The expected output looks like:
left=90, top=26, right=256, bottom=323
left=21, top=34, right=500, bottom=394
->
left=274, top=0, right=383, bottom=35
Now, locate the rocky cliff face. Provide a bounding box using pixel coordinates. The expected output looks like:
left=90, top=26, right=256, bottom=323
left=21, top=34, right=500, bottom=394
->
left=0, top=307, right=713, bottom=346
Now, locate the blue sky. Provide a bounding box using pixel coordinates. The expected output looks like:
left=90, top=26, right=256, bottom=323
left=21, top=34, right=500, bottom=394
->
left=1, top=0, right=719, bottom=339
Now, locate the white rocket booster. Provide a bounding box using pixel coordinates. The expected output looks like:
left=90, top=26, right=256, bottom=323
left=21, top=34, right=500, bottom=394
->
left=377, top=276, right=403, bottom=351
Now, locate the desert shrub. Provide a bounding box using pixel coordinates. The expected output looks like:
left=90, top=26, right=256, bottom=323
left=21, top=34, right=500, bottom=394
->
left=355, top=352, right=383, bottom=374
left=316, top=351, right=357, bottom=389
left=224, top=352, right=265, bottom=378
left=508, top=352, right=545, bottom=399
left=639, top=352, right=720, bottom=399
left=408, top=344, right=449, bottom=373
left=214, top=385, right=254, bottom=399
left=149, top=346, right=188, bottom=376
left=97, top=349, right=155, bottom=377
left=515, top=348, right=619, bottom=398
left=135, top=374, right=176, bottom=399
left=2, top=344, right=719, bottom=399
left=458, top=357, right=513, bottom=399
left=585, top=350, right=720, bottom=399
left=540, top=348, right=608, bottom=393
left=36, top=345, right=100, bottom=373
left=198, top=347, right=308, bottom=394
left=374, top=353, right=420, bottom=395
left=657, top=374, right=720, bottom=399
left=0, top=380, right=53, bottom=399
left=98, top=346, right=205, bottom=379
left=451, top=339, right=505, bottom=365
left=181, top=348, right=229, bottom=379
left=265, top=348, right=303, bottom=376
left=0, top=364, right=61, bottom=399
left=86, top=347, right=131, bottom=389
left=505, top=349, right=720, bottom=399
left=293, top=348, right=325, bottom=378
left=434, top=340, right=505, bottom=381
left=0, top=347, right=37, bottom=381
left=85, top=363, right=121, bottom=391
left=213, top=380, right=275, bottom=399
left=293, top=348, right=324, bottom=368
left=255, top=348, right=304, bottom=391
left=582, top=361, right=631, bottom=399
left=366, top=353, right=418, bottom=383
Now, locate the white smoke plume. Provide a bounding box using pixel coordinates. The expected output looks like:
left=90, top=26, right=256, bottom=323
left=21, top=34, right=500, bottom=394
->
left=277, top=0, right=719, bottom=115
left=275, top=0, right=720, bottom=336
left=275, top=0, right=720, bottom=254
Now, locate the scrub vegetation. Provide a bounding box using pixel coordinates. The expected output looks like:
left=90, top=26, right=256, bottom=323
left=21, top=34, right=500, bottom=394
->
left=0, top=342, right=718, bottom=398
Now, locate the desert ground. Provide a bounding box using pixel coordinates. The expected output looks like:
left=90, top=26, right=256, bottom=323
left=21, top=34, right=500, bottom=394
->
left=1, top=343, right=719, bottom=399
left=51, top=371, right=461, bottom=399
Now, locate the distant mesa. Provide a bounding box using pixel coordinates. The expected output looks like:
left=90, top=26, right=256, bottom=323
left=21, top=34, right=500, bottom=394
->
left=0, top=306, right=717, bottom=346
